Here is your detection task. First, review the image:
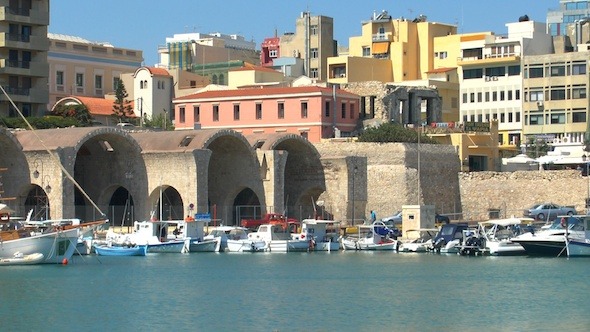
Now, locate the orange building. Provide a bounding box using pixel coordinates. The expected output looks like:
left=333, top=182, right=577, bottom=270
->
left=172, top=86, right=360, bottom=142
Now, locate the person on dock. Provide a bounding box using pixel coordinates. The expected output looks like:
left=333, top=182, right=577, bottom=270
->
left=370, top=210, right=377, bottom=223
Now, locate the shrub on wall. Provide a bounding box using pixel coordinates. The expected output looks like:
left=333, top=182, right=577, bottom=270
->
left=358, top=123, right=438, bottom=144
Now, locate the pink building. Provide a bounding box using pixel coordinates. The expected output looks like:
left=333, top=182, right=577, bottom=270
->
left=173, top=86, right=360, bottom=142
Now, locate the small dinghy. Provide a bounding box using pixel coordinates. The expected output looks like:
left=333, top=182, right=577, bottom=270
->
left=0, top=252, right=44, bottom=265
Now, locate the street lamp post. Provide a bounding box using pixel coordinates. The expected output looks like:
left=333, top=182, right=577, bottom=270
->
left=583, top=154, right=589, bottom=214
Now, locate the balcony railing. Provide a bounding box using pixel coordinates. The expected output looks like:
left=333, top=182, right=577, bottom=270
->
left=3, top=86, right=30, bottom=96
left=7, top=33, right=30, bottom=42
left=372, top=33, right=391, bottom=42
left=7, top=60, right=30, bottom=69
left=7, top=7, right=30, bottom=16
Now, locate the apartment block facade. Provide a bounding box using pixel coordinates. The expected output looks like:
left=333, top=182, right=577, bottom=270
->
left=0, top=0, right=49, bottom=117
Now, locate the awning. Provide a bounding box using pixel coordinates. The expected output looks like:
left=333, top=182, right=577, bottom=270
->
left=372, top=42, right=389, bottom=54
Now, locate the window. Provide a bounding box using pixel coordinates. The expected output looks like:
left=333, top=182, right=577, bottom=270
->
left=233, top=104, right=240, bottom=120
left=341, top=103, right=346, bottom=118
left=269, top=49, right=278, bottom=58
left=310, top=68, right=318, bottom=78
left=550, top=65, right=565, bottom=76
left=508, top=112, right=513, bottom=123
left=95, top=75, right=102, bottom=89
left=550, top=113, right=565, bottom=124
left=278, top=102, right=284, bottom=119
left=485, top=66, right=505, bottom=77
left=508, top=90, right=513, bottom=100
left=325, top=101, right=330, bottom=117
left=572, top=87, right=587, bottom=99
left=350, top=103, right=355, bottom=119
left=550, top=88, right=566, bottom=100
left=76, top=73, right=84, bottom=87
left=485, top=92, right=490, bottom=102
left=194, top=105, right=200, bottom=122
left=113, top=77, right=121, bottom=90
left=56, top=71, right=64, bottom=85
left=179, top=107, right=185, bottom=123
left=310, top=48, right=318, bottom=59
left=438, top=51, right=447, bottom=59
left=362, top=47, right=370, bottom=57
left=508, top=65, right=520, bottom=76
left=500, top=91, right=505, bottom=101
left=529, top=90, right=544, bottom=101
left=572, top=63, right=586, bottom=75
left=529, top=114, right=543, bottom=125
left=463, top=68, right=483, bottom=79
left=256, top=103, right=262, bottom=120
left=515, top=89, right=520, bottom=100
left=310, top=25, right=318, bottom=35
left=477, top=92, right=482, bottom=102
left=528, top=67, right=544, bottom=78
left=462, top=93, right=467, bottom=103
left=500, top=113, right=505, bottom=123
left=573, top=111, right=587, bottom=123
left=301, top=102, right=308, bottom=118
left=492, top=91, right=497, bottom=101
left=470, top=93, right=475, bottom=103
left=213, top=105, right=219, bottom=121
left=516, top=112, right=520, bottom=122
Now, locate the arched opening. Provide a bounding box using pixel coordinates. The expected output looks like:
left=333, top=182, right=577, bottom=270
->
left=232, top=188, right=261, bottom=226
left=150, top=186, right=183, bottom=221
left=108, top=187, right=134, bottom=228
left=24, top=185, right=50, bottom=220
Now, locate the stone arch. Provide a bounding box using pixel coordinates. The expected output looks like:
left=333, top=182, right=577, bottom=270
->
left=0, top=128, right=29, bottom=216
left=230, top=187, right=262, bottom=226
left=199, top=130, right=262, bottom=225
left=99, top=184, right=134, bottom=227
left=23, top=184, right=50, bottom=220
left=148, top=185, right=184, bottom=221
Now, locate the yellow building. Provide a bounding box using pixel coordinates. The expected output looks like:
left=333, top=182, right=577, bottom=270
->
left=327, top=11, right=456, bottom=84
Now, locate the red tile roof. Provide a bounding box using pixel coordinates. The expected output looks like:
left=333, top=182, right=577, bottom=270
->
left=145, top=67, right=171, bottom=76
left=174, top=86, right=359, bottom=101
left=57, top=96, right=135, bottom=117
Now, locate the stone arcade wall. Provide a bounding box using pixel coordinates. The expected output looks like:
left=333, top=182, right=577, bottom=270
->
left=459, top=170, right=587, bottom=221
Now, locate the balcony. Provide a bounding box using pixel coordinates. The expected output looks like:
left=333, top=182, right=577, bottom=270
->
left=372, top=33, right=392, bottom=42
left=0, top=6, right=49, bottom=25
left=0, top=33, right=49, bottom=51
left=0, top=59, right=48, bottom=76
left=0, top=86, right=48, bottom=104
left=457, top=54, right=520, bottom=66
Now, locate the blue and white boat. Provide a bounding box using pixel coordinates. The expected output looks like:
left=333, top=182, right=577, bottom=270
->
left=566, top=216, right=590, bottom=257
left=94, top=244, right=148, bottom=256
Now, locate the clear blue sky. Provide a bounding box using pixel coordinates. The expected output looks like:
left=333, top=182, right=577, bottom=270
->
left=50, top=0, right=557, bottom=66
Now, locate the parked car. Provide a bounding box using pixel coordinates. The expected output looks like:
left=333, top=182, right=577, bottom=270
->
left=523, top=203, right=576, bottom=221
left=381, top=211, right=402, bottom=226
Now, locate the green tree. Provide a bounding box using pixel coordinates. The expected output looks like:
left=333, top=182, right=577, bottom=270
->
left=525, top=137, right=550, bottom=158
left=142, top=110, right=174, bottom=131
left=358, top=122, right=438, bottom=144
left=51, top=103, right=92, bottom=125
left=112, top=81, right=134, bottom=122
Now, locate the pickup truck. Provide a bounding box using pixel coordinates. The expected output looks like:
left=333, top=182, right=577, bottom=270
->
left=523, top=203, right=576, bottom=221
left=240, top=213, right=299, bottom=230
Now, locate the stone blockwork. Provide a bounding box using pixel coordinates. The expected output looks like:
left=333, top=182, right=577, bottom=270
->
left=314, top=141, right=461, bottom=223
left=459, top=170, right=587, bottom=221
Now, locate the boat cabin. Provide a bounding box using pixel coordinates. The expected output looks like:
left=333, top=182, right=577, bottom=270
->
left=294, top=219, right=340, bottom=242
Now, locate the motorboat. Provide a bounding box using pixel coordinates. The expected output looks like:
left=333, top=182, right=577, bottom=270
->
left=205, top=225, right=265, bottom=252
left=427, top=223, right=470, bottom=254
left=341, top=222, right=400, bottom=251
left=171, top=214, right=221, bottom=252
left=479, top=217, right=532, bottom=256
left=292, top=219, right=341, bottom=252
left=93, top=243, right=148, bottom=256
left=398, top=228, right=438, bottom=253
left=114, top=221, right=188, bottom=253
left=511, top=216, right=586, bottom=257
left=565, top=216, right=590, bottom=257
left=247, top=223, right=310, bottom=252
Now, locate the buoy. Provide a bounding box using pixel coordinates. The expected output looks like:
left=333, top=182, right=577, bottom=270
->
left=62, top=258, right=68, bottom=265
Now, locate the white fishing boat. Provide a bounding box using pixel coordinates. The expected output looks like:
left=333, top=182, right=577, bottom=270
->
left=204, top=225, right=265, bottom=252
left=341, top=222, right=399, bottom=251
left=292, top=219, right=341, bottom=252
left=113, top=220, right=189, bottom=253
left=247, top=222, right=310, bottom=252
left=0, top=204, right=91, bottom=264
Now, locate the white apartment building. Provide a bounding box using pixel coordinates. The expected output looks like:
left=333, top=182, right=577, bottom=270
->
left=458, top=20, right=553, bottom=152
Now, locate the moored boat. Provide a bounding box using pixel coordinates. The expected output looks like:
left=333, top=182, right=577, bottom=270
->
left=205, top=225, right=265, bottom=252
left=565, top=216, right=590, bottom=257
left=247, top=222, right=310, bottom=252
left=0, top=252, right=44, bottom=265
left=511, top=216, right=586, bottom=257
left=293, top=219, right=341, bottom=252
left=93, top=243, right=148, bottom=256
left=341, top=222, right=400, bottom=251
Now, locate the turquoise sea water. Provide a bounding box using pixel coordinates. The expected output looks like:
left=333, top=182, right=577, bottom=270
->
left=1, top=252, right=589, bottom=332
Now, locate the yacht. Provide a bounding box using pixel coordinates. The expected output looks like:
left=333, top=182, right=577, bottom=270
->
left=511, top=216, right=586, bottom=257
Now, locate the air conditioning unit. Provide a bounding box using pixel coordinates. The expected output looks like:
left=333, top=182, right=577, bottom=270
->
left=537, top=101, right=544, bottom=108
left=484, top=76, right=491, bottom=81
left=492, top=76, right=498, bottom=81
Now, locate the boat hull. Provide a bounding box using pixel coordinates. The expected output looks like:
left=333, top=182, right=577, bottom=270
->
left=148, top=241, right=187, bottom=253
left=188, top=238, right=220, bottom=252
left=94, top=245, right=148, bottom=256
left=0, top=228, right=78, bottom=264
left=513, top=239, right=567, bottom=257
left=567, top=239, right=590, bottom=256
left=268, top=240, right=310, bottom=252
left=226, top=240, right=266, bottom=252
left=310, top=241, right=340, bottom=252
left=342, top=238, right=397, bottom=251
